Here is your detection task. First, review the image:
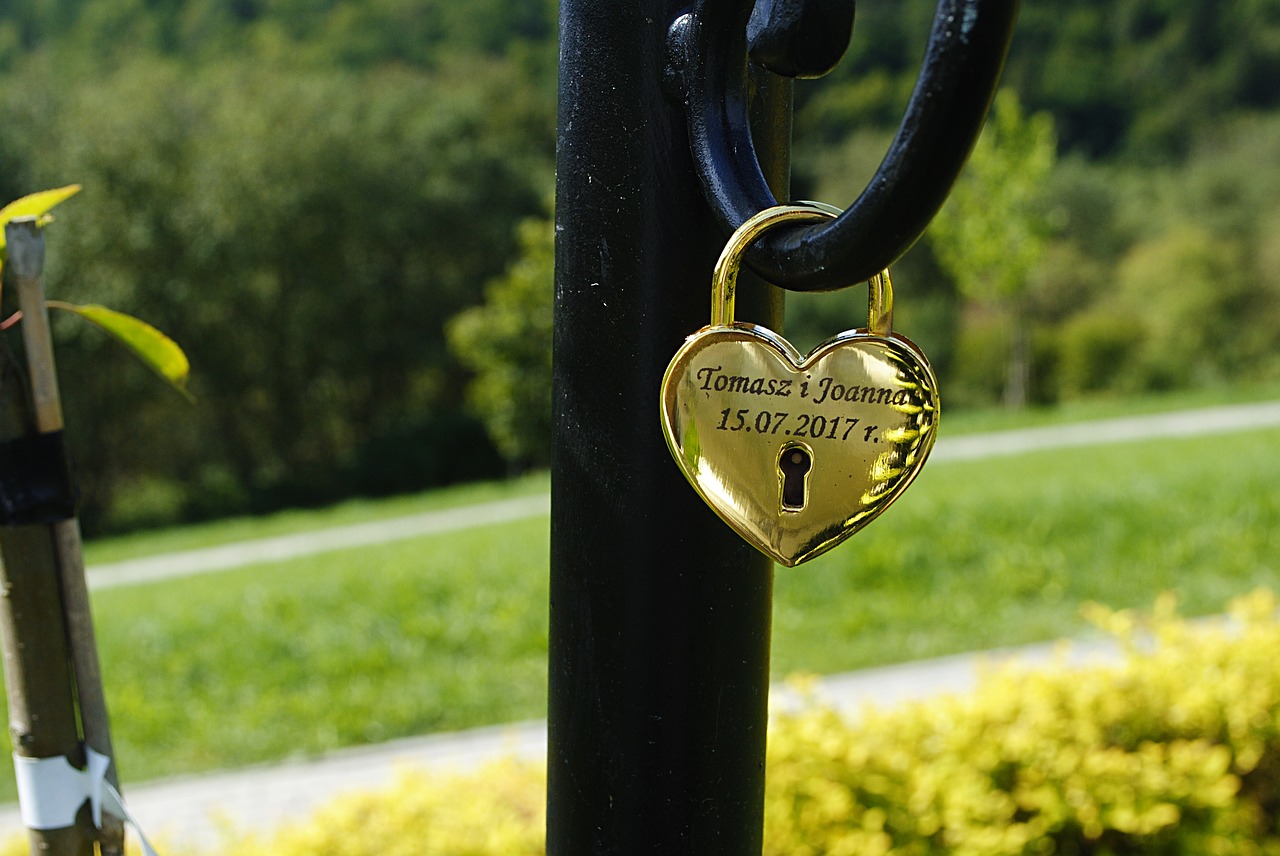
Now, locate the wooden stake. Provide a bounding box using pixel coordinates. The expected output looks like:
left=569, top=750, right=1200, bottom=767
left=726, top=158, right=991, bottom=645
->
left=7, top=217, right=125, bottom=856
left=0, top=346, right=94, bottom=856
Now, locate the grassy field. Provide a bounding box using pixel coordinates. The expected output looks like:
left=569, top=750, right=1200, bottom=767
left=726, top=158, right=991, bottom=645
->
left=772, top=427, right=1279, bottom=672
left=0, top=389, right=1276, bottom=802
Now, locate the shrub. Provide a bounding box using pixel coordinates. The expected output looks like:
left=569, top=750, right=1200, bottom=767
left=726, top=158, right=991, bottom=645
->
left=1111, top=227, right=1249, bottom=391
left=765, top=590, right=1280, bottom=855
left=233, top=758, right=545, bottom=856
left=1054, top=309, right=1146, bottom=398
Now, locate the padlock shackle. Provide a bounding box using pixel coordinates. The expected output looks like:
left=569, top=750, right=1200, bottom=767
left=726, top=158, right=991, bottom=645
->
left=711, top=203, right=893, bottom=335
left=867, top=269, right=893, bottom=337
left=712, top=205, right=834, bottom=326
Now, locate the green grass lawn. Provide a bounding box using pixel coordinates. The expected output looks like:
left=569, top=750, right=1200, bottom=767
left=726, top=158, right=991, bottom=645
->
left=771, top=427, right=1280, bottom=673
left=0, top=393, right=1276, bottom=802
left=95, top=516, right=552, bottom=785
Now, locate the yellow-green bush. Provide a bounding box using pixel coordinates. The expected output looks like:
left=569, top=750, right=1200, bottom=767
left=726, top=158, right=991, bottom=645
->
left=765, top=590, right=1280, bottom=855
left=233, top=757, right=545, bottom=856
left=6, top=592, right=1279, bottom=855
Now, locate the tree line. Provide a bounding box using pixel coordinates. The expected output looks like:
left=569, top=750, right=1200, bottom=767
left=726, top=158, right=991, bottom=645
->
left=1, top=0, right=1278, bottom=533
left=0, top=53, right=554, bottom=531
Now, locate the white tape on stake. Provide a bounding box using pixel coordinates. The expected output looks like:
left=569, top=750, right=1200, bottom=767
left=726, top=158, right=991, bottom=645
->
left=13, top=749, right=159, bottom=855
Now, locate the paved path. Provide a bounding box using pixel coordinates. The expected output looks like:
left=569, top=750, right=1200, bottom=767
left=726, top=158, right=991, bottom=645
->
left=86, top=401, right=1280, bottom=591
left=928, top=400, right=1280, bottom=462
left=87, top=494, right=551, bottom=591
left=2, top=401, right=1276, bottom=847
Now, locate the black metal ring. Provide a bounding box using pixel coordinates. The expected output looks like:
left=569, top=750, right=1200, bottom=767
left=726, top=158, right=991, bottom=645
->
left=684, top=0, right=1020, bottom=290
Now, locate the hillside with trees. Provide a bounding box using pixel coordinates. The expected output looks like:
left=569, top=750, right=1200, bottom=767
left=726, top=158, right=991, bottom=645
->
left=0, top=0, right=1277, bottom=533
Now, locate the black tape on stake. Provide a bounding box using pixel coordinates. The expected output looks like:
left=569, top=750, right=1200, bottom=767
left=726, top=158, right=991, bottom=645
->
left=0, top=431, right=79, bottom=525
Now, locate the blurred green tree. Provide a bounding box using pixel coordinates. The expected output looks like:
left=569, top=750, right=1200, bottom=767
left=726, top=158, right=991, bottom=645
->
left=447, top=211, right=553, bottom=468
left=5, top=0, right=1280, bottom=527
left=928, top=89, right=1057, bottom=408
left=6, top=57, right=553, bottom=529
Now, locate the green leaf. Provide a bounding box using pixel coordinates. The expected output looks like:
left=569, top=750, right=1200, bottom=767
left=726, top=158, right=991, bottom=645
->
left=0, top=184, right=82, bottom=233
left=0, top=185, right=82, bottom=280
left=47, top=301, right=194, bottom=401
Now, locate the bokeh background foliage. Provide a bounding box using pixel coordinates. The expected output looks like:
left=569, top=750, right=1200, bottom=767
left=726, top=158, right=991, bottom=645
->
left=1, top=0, right=1279, bottom=535
left=0, top=3, right=557, bottom=532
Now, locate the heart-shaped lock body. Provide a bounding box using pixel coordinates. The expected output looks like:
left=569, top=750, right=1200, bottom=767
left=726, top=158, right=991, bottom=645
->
left=660, top=205, right=939, bottom=566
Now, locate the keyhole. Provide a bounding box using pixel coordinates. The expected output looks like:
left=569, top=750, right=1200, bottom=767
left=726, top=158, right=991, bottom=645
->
left=779, top=446, right=813, bottom=512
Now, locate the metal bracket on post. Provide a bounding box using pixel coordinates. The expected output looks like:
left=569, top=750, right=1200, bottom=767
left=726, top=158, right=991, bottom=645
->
left=682, top=0, right=1020, bottom=289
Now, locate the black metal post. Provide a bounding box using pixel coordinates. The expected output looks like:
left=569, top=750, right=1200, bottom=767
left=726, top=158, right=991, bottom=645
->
left=548, top=0, right=1018, bottom=850
left=547, top=1, right=791, bottom=853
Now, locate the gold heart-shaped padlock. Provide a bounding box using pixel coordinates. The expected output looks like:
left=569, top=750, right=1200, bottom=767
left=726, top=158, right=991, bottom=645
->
left=660, top=204, right=939, bottom=567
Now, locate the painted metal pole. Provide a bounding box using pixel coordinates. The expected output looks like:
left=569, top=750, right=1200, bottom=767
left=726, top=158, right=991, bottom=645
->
left=547, top=1, right=791, bottom=853
left=547, top=1, right=1016, bottom=849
